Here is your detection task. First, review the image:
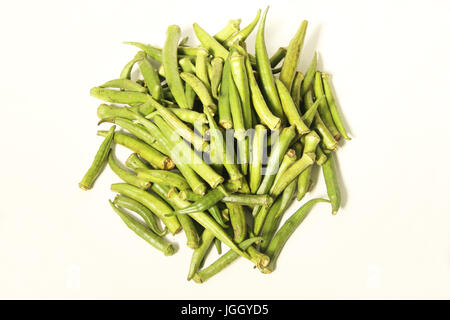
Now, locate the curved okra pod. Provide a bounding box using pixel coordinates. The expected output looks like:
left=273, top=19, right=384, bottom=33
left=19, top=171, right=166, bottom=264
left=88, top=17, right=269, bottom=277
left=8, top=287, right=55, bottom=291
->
left=108, top=201, right=175, bottom=256
left=275, top=79, right=310, bottom=135
left=163, top=25, right=189, bottom=109
left=218, top=57, right=233, bottom=129
left=260, top=180, right=297, bottom=252
left=304, top=90, right=338, bottom=151
left=135, top=51, right=162, bottom=100
left=113, top=194, right=167, bottom=236
left=300, top=52, right=317, bottom=97
left=120, top=56, right=139, bottom=80
left=151, top=183, right=200, bottom=249
left=291, top=71, right=304, bottom=110
left=180, top=72, right=217, bottom=115
left=225, top=203, right=247, bottom=243
left=224, top=9, right=261, bottom=47
left=188, top=229, right=216, bottom=280
left=147, top=96, right=209, bottom=152
left=193, top=23, right=229, bottom=60
left=249, top=124, right=266, bottom=193
left=301, top=95, right=324, bottom=127
left=125, top=153, right=149, bottom=170
left=222, top=194, right=273, bottom=207
left=245, top=56, right=281, bottom=130
left=280, top=20, right=308, bottom=91
left=108, top=152, right=150, bottom=190
left=123, top=41, right=163, bottom=62
left=97, top=130, right=173, bottom=170
left=110, top=183, right=181, bottom=235
left=214, top=19, right=241, bottom=43
left=192, top=237, right=263, bottom=283
left=99, top=79, right=147, bottom=93
left=195, top=47, right=211, bottom=91
left=269, top=149, right=297, bottom=194
left=314, top=72, right=341, bottom=140
left=171, top=186, right=228, bottom=215
left=153, top=116, right=224, bottom=188
left=79, top=125, right=115, bottom=190
left=261, top=198, right=329, bottom=273
left=322, top=151, right=341, bottom=215
left=90, top=87, right=150, bottom=104
left=270, top=131, right=320, bottom=197
left=269, top=47, right=287, bottom=68
left=176, top=190, right=228, bottom=227
left=136, top=168, right=189, bottom=190
left=255, top=7, right=285, bottom=121
left=131, top=114, right=208, bottom=195
left=321, top=73, right=351, bottom=140
left=210, top=57, right=224, bottom=99
left=178, top=57, right=197, bottom=109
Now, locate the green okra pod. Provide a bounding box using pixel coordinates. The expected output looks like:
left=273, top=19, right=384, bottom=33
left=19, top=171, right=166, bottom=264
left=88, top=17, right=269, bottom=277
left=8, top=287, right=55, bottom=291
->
left=280, top=20, right=308, bottom=92
left=99, top=79, right=147, bottom=93
left=113, top=194, right=167, bottom=237
left=245, top=55, right=281, bottom=130
left=249, top=124, right=266, bottom=194
left=109, top=201, right=175, bottom=256
left=300, top=52, right=317, bottom=97
left=269, top=47, right=287, bottom=68
left=192, top=237, right=263, bottom=283
left=171, top=186, right=228, bottom=215
left=321, top=73, right=351, bottom=140
left=276, top=79, right=310, bottom=135
left=188, top=229, right=216, bottom=280
left=314, top=71, right=341, bottom=140
left=111, top=183, right=181, bottom=235
left=135, top=51, right=162, bottom=100
left=79, top=125, right=115, bottom=190
left=255, top=7, right=285, bottom=121
left=226, top=203, right=247, bottom=243
left=260, top=179, right=297, bottom=252
left=214, top=19, right=241, bottom=43
left=193, top=23, right=229, bottom=60
left=108, top=152, right=150, bottom=190
left=90, top=87, right=150, bottom=105
left=97, top=130, right=173, bottom=170
left=124, top=41, right=163, bottom=62
left=224, top=9, right=261, bottom=47
left=218, top=57, right=233, bottom=129
left=163, top=25, right=189, bottom=109
left=270, top=131, right=320, bottom=197
left=322, top=151, right=341, bottom=215
left=136, top=168, right=190, bottom=190
left=261, top=199, right=329, bottom=273
left=210, top=57, right=224, bottom=99
left=195, top=47, right=211, bottom=91
left=180, top=72, right=217, bottom=115
left=151, top=183, right=200, bottom=249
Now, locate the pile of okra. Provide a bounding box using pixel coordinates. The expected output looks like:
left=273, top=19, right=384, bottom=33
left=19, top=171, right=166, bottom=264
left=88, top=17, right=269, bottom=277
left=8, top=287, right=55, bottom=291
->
left=80, top=7, right=350, bottom=282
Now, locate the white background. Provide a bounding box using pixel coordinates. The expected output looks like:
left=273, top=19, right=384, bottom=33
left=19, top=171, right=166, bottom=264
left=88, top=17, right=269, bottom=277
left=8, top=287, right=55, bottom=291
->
left=1, top=0, right=449, bottom=299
